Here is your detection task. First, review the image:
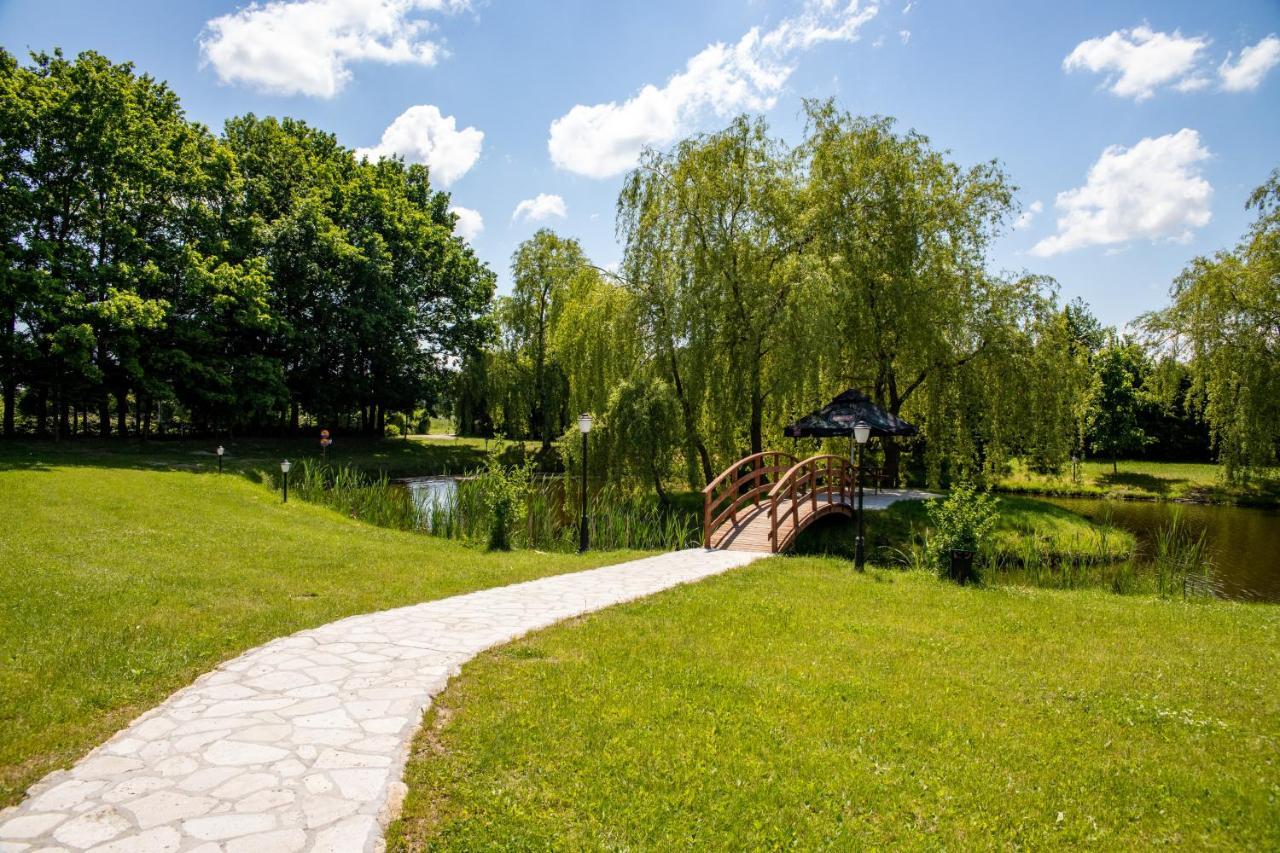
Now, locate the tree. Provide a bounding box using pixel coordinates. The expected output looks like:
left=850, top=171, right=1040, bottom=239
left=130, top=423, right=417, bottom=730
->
left=619, top=115, right=810, bottom=465
left=1087, top=337, right=1150, bottom=472
left=803, top=100, right=1044, bottom=483
left=509, top=230, right=584, bottom=450
left=605, top=376, right=680, bottom=502
left=1143, top=171, right=1280, bottom=480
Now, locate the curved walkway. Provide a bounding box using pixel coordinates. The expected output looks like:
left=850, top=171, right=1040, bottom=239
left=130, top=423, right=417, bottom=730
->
left=0, top=549, right=765, bottom=853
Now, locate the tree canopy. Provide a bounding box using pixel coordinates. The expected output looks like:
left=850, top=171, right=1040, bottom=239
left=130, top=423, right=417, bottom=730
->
left=0, top=48, right=492, bottom=438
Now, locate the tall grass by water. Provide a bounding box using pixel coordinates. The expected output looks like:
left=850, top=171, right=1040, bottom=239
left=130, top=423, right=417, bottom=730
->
left=421, top=479, right=699, bottom=552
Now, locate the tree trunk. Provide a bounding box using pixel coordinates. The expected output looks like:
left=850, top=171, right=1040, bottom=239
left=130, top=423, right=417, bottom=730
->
left=116, top=389, right=128, bottom=437
left=35, top=390, right=48, bottom=437
left=142, top=398, right=152, bottom=438
left=666, top=347, right=713, bottom=486
left=99, top=396, right=111, bottom=438
left=290, top=401, right=300, bottom=433
left=3, top=379, right=15, bottom=437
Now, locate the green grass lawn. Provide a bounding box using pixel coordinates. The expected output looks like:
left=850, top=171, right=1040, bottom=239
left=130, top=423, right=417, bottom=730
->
left=0, top=455, right=644, bottom=807
left=997, top=458, right=1280, bottom=507
left=0, top=434, right=519, bottom=480
left=798, top=494, right=1136, bottom=567
left=389, top=560, right=1280, bottom=850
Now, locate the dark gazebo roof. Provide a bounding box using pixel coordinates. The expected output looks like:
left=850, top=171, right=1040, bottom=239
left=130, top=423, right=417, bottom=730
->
left=783, top=389, right=918, bottom=439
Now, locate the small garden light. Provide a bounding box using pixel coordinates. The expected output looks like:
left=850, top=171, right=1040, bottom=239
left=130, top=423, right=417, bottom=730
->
left=281, top=459, right=292, bottom=503
left=578, top=413, right=593, bottom=553
left=216, top=445, right=224, bottom=474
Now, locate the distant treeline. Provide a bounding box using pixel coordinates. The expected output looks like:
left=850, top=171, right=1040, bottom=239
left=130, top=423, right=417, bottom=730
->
left=0, top=49, right=492, bottom=438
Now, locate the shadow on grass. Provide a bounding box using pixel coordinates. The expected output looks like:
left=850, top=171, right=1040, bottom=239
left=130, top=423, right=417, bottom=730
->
left=0, top=436, right=492, bottom=478
left=1096, top=471, right=1187, bottom=496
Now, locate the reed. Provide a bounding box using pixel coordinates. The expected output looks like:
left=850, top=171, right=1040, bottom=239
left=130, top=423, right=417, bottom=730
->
left=1151, top=511, right=1216, bottom=598
left=290, top=460, right=421, bottom=531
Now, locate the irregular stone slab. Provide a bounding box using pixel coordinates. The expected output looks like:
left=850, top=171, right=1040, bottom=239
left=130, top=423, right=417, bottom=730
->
left=0, top=549, right=764, bottom=852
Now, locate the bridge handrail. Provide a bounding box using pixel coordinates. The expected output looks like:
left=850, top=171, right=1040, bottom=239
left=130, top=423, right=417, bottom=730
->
left=768, top=455, right=852, bottom=551
left=702, top=451, right=797, bottom=548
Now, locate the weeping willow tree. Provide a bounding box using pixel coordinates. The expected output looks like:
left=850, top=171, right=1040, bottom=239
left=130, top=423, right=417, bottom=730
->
left=802, top=100, right=1068, bottom=483
left=1142, top=171, right=1280, bottom=481
left=618, top=115, right=816, bottom=473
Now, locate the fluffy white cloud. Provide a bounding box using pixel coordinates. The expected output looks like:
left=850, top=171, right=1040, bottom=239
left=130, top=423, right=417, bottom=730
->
left=1063, top=25, right=1208, bottom=100
left=1030, top=129, right=1212, bottom=257
left=449, top=205, right=483, bottom=240
left=355, top=105, right=483, bottom=185
left=547, top=0, right=877, bottom=179
left=1013, top=200, right=1043, bottom=231
left=512, top=194, right=567, bottom=222
left=200, top=0, right=468, bottom=97
left=1218, top=34, right=1280, bottom=92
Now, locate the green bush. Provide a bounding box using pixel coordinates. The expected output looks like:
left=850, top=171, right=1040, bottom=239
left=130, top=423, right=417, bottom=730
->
left=926, top=484, right=999, bottom=582
left=474, top=449, right=535, bottom=551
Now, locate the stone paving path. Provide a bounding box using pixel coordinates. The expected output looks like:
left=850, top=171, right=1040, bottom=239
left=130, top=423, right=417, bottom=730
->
left=0, top=549, right=765, bottom=853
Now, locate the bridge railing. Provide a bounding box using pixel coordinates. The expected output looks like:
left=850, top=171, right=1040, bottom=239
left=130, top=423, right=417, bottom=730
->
left=702, top=451, right=798, bottom=548
left=767, top=455, right=853, bottom=552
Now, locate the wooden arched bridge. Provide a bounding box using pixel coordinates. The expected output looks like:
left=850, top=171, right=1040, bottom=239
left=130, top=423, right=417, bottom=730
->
left=702, top=452, right=861, bottom=553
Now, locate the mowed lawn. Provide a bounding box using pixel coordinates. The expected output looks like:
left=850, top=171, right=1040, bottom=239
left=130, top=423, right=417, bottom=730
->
left=391, top=559, right=1280, bottom=850
left=997, top=458, right=1280, bottom=506
left=0, top=459, right=644, bottom=807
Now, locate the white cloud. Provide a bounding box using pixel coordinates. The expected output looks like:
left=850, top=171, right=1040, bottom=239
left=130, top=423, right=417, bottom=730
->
left=1031, top=129, right=1212, bottom=257
left=1063, top=25, right=1209, bottom=100
left=200, top=0, right=469, bottom=97
left=355, top=105, right=483, bottom=185
left=899, top=29, right=911, bottom=45
left=513, top=194, right=567, bottom=222
left=547, top=0, right=877, bottom=179
left=449, top=205, right=483, bottom=240
left=1218, top=34, right=1280, bottom=92
left=1013, top=200, right=1043, bottom=231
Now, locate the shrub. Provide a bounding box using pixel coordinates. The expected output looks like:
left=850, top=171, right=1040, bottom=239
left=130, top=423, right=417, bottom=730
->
left=927, top=484, right=999, bottom=583
left=474, top=448, right=535, bottom=551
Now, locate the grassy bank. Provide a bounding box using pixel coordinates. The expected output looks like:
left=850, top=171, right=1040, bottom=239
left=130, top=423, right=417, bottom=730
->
left=0, top=434, right=523, bottom=481
left=0, top=457, right=644, bottom=806
left=389, top=559, right=1280, bottom=850
left=799, top=495, right=1136, bottom=567
left=996, top=458, right=1280, bottom=507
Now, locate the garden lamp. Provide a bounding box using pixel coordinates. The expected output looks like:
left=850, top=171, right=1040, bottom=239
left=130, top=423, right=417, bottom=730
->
left=216, top=445, right=224, bottom=474
left=281, top=459, right=292, bottom=503
left=853, top=421, right=870, bottom=570
left=578, top=413, right=593, bottom=552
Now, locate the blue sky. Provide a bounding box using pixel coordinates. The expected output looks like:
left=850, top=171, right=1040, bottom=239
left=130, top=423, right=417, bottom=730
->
left=2, top=0, right=1277, bottom=326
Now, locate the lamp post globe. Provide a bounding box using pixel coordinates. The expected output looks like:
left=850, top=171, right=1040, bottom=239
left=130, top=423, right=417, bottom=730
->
left=280, top=459, right=292, bottom=503
left=578, top=413, right=593, bottom=552
left=853, top=421, right=870, bottom=571
left=216, top=445, right=224, bottom=474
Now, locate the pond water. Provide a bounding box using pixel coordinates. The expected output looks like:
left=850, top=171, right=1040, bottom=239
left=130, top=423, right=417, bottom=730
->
left=402, top=475, right=458, bottom=509
left=1043, top=497, right=1280, bottom=603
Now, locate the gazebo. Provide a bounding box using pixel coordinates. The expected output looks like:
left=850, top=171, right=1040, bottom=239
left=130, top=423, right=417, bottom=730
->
left=783, top=388, right=917, bottom=442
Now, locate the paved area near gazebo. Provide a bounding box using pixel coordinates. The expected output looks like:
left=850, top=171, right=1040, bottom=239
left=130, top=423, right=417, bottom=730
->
left=0, top=549, right=766, bottom=853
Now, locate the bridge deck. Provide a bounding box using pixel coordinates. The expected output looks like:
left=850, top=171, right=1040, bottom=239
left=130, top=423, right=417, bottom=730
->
left=708, top=490, right=938, bottom=553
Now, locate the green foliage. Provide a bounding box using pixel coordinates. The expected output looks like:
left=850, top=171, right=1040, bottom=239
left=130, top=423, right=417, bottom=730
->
left=1151, top=512, right=1215, bottom=599
left=0, top=48, right=492, bottom=438
left=926, top=484, right=999, bottom=579
left=1087, top=336, right=1152, bottom=468
left=473, top=447, right=535, bottom=551
left=1143, top=171, right=1280, bottom=481
left=605, top=375, right=680, bottom=501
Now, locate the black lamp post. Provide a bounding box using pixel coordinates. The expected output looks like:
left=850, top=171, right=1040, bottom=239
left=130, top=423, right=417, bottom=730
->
left=216, top=445, right=224, bottom=474
left=281, top=459, right=292, bottom=503
left=578, top=413, right=593, bottom=553
left=853, top=421, right=871, bottom=570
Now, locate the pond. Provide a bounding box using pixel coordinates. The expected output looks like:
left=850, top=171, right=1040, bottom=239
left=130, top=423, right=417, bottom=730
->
left=1043, top=497, right=1280, bottom=603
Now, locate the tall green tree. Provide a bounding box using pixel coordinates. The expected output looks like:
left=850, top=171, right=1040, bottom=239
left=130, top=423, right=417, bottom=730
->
left=1087, top=337, right=1150, bottom=473
left=1143, top=171, right=1280, bottom=480
left=509, top=229, right=584, bottom=450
